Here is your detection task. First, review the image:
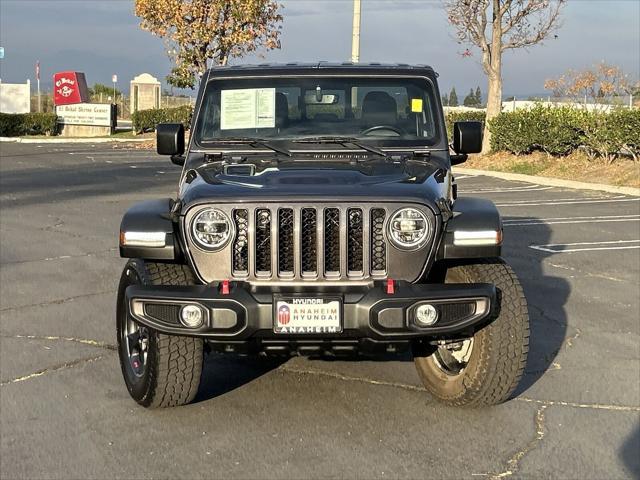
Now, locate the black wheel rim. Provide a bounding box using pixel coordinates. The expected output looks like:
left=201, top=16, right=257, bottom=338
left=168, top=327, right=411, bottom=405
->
left=125, top=316, right=149, bottom=377
left=118, top=265, right=150, bottom=379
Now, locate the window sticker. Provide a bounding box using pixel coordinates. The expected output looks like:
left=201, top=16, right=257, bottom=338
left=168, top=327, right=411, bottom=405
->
left=411, top=98, right=423, bottom=113
left=220, top=88, right=275, bottom=130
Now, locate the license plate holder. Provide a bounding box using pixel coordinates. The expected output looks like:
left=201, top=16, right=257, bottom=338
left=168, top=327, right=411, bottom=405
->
left=273, top=296, right=343, bottom=334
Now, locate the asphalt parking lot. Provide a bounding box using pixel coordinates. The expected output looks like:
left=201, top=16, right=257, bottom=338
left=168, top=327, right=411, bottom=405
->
left=1, top=142, right=638, bottom=479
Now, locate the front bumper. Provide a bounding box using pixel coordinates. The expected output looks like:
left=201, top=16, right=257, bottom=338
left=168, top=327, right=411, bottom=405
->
left=125, top=281, right=495, bottom=351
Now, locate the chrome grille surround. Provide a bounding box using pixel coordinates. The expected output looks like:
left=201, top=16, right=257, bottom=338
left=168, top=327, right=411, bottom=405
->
left=183, top=203, right=439, bottom=285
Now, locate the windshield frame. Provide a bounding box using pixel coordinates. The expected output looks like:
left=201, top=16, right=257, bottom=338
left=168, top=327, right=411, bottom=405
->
left=191, top=73, right=446, bottom=152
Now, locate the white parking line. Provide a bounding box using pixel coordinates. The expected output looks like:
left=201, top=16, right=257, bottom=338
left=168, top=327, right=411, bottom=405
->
left=497, top=197, right=639, bottom=207
left=453, top=175, right=477, bottom=180
left=503, top=214, right=640, bottom=226
left=463, top=185, right=554, bottom=194
left=529, top=240, right=640, bottom=253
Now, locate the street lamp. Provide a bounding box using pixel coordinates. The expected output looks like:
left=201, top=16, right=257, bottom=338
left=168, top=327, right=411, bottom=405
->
left=351, top=0, right=361, bottom=63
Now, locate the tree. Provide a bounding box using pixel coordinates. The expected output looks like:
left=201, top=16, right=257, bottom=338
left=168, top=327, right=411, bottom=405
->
left=449, top=87, right=459, bottom=107
left=442, top=93, right=450, bottom=106
left=464, top=88, right=477, bottom=106
left=544, top=62, right=639, bottom=108
left=445, top=0, right=565, bottom=153
left=135, top=0, right=283, bottom=89
left=475, top=86, right=482, bottom=106
left=90, top=83, right=122, bottom=97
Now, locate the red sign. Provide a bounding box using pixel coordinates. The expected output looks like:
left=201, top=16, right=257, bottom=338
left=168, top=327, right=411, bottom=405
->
left=53, top=71, right=89, bottom=106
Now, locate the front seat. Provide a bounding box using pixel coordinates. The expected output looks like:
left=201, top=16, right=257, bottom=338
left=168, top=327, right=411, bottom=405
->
left=275, top=92, right=289, bottom=129
left=361, top=91, right=398, bottom=128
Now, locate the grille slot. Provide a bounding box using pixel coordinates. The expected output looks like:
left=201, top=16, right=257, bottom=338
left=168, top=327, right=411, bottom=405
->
left=144, top=303, right=181, bottom=324
left=324, top=208, right=341, bottom=274
left=232, top=209, right=249, bottom=275
left=347, top=208, right=364, bottom=274
left=300, top=208, right=318, bottom=274
left=278, top=208, right=294, bottom=274
left=255, top=209, right=272, bottom=274
left=371, top=209, right=387, bottom=274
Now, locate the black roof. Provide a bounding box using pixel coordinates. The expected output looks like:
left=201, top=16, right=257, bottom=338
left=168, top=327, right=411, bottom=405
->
left=205, top=62, right=437, bottom=77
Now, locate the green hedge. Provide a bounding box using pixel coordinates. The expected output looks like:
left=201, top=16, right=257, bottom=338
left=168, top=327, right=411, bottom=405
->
left=131, top=105, right=193, bottom=133
left=489, top=105, right=640, bottom=161
left=0, top=112, right=58, bottom=136
left=445, top=110, right=486, bottom=141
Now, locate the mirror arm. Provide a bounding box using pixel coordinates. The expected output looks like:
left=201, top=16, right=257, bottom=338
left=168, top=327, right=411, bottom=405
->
left=170, top=154, right=186, bottom=166
left=450, top=153, right=468, bottom=166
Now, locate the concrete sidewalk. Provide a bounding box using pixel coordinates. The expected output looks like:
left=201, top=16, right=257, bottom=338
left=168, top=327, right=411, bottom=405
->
left=454, top=166, right=640, bottom=197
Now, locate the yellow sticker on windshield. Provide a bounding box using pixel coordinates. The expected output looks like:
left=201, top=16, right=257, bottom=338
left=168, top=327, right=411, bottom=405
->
left=411, top=98, right=423, bottom=112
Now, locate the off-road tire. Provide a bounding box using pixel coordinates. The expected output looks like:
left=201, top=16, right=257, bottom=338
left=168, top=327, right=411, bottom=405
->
left=413, top=259, right=529, bottom=407
left=117, top=259, right=204, bottom=408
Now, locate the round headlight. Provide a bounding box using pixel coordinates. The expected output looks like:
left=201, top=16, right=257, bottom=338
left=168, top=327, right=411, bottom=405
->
left=388, top=208, right=430, bottom=250
left=191, top=208, right=232, bottom=251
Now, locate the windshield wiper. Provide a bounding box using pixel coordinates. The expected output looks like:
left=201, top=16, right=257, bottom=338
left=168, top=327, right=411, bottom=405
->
left=201, top=137, right=291, bottom=157
left=293, top=136, right=389, bottom=159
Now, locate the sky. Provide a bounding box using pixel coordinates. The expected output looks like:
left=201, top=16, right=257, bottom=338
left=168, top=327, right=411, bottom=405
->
left=0, top=0, right=638, bottom=98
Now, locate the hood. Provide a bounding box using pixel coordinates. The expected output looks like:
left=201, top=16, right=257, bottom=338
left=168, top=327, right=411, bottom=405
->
left=179, top=152, right=451, bottom=211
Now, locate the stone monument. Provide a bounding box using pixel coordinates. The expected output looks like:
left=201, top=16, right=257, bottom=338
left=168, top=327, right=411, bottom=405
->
left=130, top=73, right=161, bottom=113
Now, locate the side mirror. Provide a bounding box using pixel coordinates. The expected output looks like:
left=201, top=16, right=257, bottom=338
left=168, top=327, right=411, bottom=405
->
left=156, top=123, right=185, bottom=165
left=453, top=121, right=483, bottom=154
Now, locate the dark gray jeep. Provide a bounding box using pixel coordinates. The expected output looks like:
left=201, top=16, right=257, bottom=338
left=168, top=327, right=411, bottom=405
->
left=117, top=63, right=529, bottom=408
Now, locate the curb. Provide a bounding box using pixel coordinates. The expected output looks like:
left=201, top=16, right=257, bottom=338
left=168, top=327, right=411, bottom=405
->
left=453, top=167, right=640, bottom=197
left=0, top=137, right=150, bottom=144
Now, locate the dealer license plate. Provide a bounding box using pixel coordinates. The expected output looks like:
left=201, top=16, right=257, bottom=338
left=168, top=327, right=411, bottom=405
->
left=273, top=297, right=342, bottom=334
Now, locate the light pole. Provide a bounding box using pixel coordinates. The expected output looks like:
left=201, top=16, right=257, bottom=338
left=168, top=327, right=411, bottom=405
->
left=351, top=0, right=361, bottom=63
left=112, top=74, right=118, bottom=104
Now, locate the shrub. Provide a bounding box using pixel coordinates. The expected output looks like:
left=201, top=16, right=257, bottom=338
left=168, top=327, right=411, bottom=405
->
left=489, top=105, right=640, bottom=161
left=489, top=109, right=538, bottom=155
left=132, top=105, right=193, bottom=133
left=445, top=110, right=486, bottom=141
left=0, top=112, right=58, bottom=136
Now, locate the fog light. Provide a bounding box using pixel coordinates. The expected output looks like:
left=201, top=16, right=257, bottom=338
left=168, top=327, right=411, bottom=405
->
left=415, top=304, right=438, bottom=327
left=180, top=304, right=204, bottom=328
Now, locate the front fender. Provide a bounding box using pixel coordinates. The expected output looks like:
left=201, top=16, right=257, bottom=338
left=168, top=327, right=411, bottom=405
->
left=119, top=199, right=179, bottom=261
left=437, top=197, right=502, bottom=260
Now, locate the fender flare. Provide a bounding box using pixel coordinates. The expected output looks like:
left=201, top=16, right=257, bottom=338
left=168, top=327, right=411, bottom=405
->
left=437, top=197, right=502, bottom=260
left=119, top=199, right=180, bottom=261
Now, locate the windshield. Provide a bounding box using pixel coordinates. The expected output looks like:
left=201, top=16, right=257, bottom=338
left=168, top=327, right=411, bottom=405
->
left=194, top=76, right=442, bottom=148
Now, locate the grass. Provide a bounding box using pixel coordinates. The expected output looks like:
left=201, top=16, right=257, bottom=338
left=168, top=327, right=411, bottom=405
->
left=465, top=151, right=640, bottom=188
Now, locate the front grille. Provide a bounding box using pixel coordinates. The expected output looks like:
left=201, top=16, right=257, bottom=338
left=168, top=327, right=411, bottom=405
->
left=223, top=205, right=404, bottom=281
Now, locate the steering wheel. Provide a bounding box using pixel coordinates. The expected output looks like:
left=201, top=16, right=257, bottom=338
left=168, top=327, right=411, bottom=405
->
left=360, top=125, right=404, bottom=136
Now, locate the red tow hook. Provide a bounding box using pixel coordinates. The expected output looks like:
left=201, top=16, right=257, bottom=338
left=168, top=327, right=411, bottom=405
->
left=386, top=279, right=395, bottom=295
left=220, top=280, right=230, bottom=295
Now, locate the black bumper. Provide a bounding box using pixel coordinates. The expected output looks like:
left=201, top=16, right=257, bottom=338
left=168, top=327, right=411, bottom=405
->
left=125, top=281, right=495, bottom=348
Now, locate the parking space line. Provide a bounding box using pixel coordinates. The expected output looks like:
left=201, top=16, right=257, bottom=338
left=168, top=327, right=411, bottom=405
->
left=497, top=197, right=639, bottom=207
left=462, top=185, right=554, bottom=193
left=529, top=240, right=640, bottom=253
left=503, top=214, right=640, bottom=227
